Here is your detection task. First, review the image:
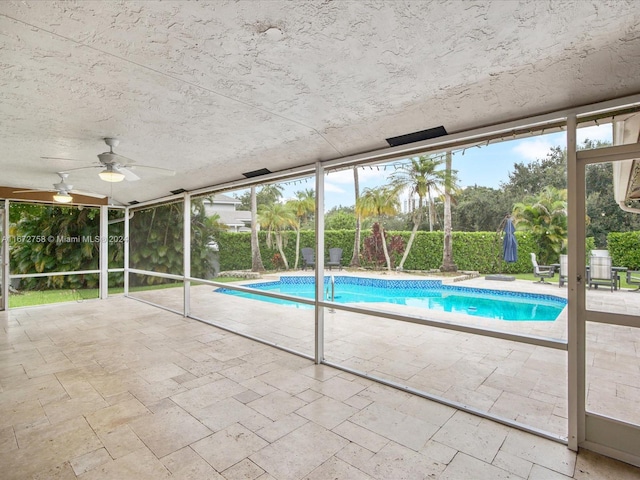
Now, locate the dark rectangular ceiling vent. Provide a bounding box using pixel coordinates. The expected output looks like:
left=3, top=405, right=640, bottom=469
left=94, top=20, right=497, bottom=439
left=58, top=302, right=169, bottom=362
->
left=171, top=188, right=187, bottom=194
left=242, top=168, right=272, bottom=178
left=129, top=200, right=140, bottom=205
left=386, top=126, right=448, bottom=147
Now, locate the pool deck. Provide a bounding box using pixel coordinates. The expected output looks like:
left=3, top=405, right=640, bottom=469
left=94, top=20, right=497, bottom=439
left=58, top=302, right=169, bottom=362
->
left=2, top=274, right=640, bottom=478
left=124, top=270, right=640, bottom=441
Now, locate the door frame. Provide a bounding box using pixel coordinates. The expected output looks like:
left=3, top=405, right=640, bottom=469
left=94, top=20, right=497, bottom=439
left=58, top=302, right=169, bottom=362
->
left=571, top=137, right=640, bottom=466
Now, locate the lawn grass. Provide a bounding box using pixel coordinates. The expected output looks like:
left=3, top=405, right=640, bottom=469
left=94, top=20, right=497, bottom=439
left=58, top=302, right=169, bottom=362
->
left=9, top=289, right=100, bottom=308
left=495, top=272, right=636, bottom=289
left=8, top=276, right=246, bottom=308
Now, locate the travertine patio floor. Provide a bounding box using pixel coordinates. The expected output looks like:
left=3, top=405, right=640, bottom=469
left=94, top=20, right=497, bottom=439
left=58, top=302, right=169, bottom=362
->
left=1, top=277, right=639, bottom=478
left=162, top=273, right=637, bottom=439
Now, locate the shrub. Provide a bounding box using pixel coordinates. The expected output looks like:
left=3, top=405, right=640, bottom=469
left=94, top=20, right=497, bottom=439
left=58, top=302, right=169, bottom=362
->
left=607, top=232, right=640, bottom=269
left=10, top=205, right=112, bottom=290
left=217, top=229, right=554, bottom=274
left=361, top=223, right=404, bottom=269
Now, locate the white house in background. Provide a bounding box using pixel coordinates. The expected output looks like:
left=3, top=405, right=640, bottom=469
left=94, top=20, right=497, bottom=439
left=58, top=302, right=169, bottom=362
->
left=203, top=193, right=252, bottom=232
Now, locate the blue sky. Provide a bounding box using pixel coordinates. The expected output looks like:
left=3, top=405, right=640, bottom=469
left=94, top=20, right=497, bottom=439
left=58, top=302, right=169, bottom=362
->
left=277, top=124, right=612, bottom=211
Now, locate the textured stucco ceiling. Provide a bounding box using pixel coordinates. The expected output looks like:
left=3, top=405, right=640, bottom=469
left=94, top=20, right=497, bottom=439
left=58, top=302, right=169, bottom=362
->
left=1, top=0, right=640, bottom=205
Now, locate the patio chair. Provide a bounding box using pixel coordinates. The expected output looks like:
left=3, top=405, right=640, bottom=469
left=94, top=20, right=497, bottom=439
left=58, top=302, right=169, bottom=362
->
left=327, top=248, right=343, bottom=270
left=301, top=247, right=315, bottom=270
left=588, top=255, right=615, bottom=291
left=626, top=270, right=640, bottom=291
left=559, top=254, right=568, bottom=287
left=530, top=253, right=555, bottom=284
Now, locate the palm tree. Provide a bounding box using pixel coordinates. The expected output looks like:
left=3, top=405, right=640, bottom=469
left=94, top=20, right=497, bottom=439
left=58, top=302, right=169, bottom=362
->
left=355, top=185, right=401, bottom=271
left=249, top=184, right=283, bottom=272
left=250, top=186, right=265, bottom=272
left=512, top=186, right=568, bottom=264
left=260, top=184, right=284, bottom=204
left=389, top=154, right=446, bottom=270
left=258, top=202, right=297, bottom=269
left=350, top=166, right=362, bottom=268
left=441, top=151, right=458, bottom=272
left=287, top=189, right=315, bottom=269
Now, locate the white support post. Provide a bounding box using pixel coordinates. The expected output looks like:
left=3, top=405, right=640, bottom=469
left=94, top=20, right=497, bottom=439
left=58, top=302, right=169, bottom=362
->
left=315, top=162, right=325, bottom=364
left=99, top=205, right=108, bottom=300
left=567, top=113, right=586, bottom=450
left=2, top=200, right=9, bottom=310
left=124, top=207, right=130, bottom=296
left=183, top=194, right=191, bottom=317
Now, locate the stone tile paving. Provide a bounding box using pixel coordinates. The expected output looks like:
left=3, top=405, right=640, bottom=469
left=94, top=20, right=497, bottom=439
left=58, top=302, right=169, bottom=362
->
left=0, top=289, right=638, bottom=478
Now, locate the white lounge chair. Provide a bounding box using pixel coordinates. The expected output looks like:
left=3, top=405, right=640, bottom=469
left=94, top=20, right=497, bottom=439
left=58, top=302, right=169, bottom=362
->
left=588, top=256, right=615, bottom=292
left=558, top=254, right=568, bottom=287
left=531, top=253, right=555, bottom=284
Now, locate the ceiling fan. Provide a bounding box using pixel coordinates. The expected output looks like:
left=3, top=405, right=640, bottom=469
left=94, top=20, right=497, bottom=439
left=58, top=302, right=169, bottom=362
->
left=43, top=138, right=176, bottom=183
left=13, top=172, right=106, bottom=204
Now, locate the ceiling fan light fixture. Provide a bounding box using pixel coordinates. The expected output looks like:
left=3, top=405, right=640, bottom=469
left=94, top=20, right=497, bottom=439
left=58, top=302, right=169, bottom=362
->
left=99, top=165, right=125, bottom=182
left=53, top=192, right=73, bottom=203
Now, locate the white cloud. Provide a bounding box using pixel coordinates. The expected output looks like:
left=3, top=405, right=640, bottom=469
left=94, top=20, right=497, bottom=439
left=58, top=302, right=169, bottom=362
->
left=577, top=124, right=612, bottom=144
left=324, top=182, right=347, bottom=194
left=325, top=169, right=354, bottom=184
left=326, top=166, right=387, bottom=184
left=511, top=137, right=556, bottom=161
left=511, top=124, right=613, bottom=163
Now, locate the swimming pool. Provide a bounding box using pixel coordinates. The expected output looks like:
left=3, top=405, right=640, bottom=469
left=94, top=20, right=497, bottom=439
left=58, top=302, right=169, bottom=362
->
left=216, top=276, right=566, bottom=321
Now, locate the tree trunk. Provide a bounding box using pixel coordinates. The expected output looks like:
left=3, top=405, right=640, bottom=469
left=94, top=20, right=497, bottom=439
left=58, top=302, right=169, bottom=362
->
left=293, top=227, right=301, bottom=269
left=427, top=190, right=434, bottom=232
left=441, top=151, right=457, bottom=272
left=276, top=234, right=289, bottom=270
left=350, top=166, right=361, bottom=267
left=398, top=198, right=423, bottom=270
left=379, top=224, right=392, bottom=272
left=250, top=186, right=265, bottom=272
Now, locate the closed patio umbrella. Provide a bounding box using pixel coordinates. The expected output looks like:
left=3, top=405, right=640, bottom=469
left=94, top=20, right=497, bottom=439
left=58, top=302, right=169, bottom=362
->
left=503, top=217, right=518, bottom=263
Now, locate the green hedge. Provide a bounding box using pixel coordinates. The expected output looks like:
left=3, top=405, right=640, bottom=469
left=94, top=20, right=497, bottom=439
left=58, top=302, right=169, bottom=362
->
left=218, top=230, right=354, bottom=271
left=218, top=229, right=555, bottom=274
left=388, top=231, right=538, bottom=274
left=607, top=232, right=640, bottom=269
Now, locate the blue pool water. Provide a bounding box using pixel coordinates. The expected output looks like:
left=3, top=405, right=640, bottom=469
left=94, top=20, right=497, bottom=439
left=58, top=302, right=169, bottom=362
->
left=216, top=276, right=566, bottom=321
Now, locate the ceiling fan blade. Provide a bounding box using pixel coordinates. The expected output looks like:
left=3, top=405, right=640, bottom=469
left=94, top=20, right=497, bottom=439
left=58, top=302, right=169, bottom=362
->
left=98, top=151, right=137, bottom=165
left=118, top=167, right=141, bottom=182
left=70, top=190, right=107, bottom=199
left=129, top=165, right=176, bottom=176
left=13, top=188, right=55, bottom=194
left=111, top=153, right=137, bottom=165
left=14, top=187, right=104, bottom=199
left=41, top=156, right=85, bottom=162
left=60, top=165, right=103, bottom=173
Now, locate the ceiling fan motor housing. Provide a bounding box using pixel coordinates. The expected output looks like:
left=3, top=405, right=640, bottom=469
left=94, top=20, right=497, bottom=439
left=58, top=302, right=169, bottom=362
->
left=54, top=182, right=72, bottom=192
left=98, top=152, right=119, bottom=165
left=104, top=138, right=120, bottom=149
